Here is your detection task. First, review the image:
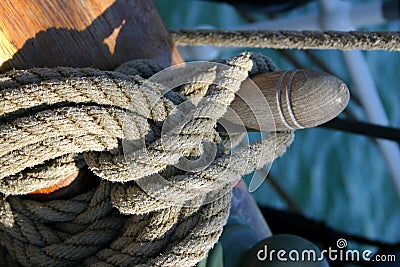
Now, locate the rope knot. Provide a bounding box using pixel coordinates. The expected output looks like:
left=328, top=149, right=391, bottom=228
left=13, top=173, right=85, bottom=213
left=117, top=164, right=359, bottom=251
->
left=0, top=52, right=293, bottom=266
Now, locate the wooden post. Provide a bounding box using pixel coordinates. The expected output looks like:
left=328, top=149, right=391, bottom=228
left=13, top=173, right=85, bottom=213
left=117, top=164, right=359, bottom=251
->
left=0, top=0, right=183, bottom=71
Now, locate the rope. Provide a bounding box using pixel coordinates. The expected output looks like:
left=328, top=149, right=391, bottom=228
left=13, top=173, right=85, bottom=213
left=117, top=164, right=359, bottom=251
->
left=171, top=29, right=400, bottom=51
left=0, top=52, right=294, bottom=266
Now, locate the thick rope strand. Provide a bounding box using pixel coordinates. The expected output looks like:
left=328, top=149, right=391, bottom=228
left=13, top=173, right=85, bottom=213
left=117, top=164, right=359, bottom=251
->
left=0, top=52, right=294, bottom=266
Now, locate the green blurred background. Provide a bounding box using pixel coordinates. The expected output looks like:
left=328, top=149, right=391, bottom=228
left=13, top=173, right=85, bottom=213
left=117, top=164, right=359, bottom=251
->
left=155, top=0, right=400, bottom=264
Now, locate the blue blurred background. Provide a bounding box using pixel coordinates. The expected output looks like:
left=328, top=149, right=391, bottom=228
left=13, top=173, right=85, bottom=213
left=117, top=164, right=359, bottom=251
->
left=155, top=0, right=400, bottom=264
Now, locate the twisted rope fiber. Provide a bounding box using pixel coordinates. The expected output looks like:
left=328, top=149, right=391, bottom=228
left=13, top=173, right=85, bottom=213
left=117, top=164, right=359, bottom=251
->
left=171, top=29, right=400, bottom=51
left=0, top=53, right=294, bottom=266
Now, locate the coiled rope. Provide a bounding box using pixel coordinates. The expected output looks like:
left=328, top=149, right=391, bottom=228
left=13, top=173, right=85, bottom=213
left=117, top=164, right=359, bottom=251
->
left=0, top=52, right=294, bottom=266
left=171, top=29, right=400, bottom=51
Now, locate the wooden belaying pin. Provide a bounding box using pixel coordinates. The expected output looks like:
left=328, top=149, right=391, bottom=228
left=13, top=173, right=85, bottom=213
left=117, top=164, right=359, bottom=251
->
left=222, top=69, right=349, bottom=132
left=26, top=69, right=349, bottom=199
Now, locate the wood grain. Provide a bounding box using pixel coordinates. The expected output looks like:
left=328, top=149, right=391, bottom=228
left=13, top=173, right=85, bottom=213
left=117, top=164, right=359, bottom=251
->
left=224, top=69, right=349, bottom=132
left=0, top=0, right=183, bottom=71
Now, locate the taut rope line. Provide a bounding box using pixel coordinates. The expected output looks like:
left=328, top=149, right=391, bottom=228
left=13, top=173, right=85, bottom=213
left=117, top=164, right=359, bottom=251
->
left=171, top=29, right=400, bottom=51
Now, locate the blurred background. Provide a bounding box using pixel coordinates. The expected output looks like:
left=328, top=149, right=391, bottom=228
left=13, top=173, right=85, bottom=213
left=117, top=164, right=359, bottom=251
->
left=155, top=0, right=400, bottom=266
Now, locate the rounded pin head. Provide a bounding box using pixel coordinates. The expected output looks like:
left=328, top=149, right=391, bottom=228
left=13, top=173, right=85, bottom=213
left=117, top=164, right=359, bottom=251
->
left=247, top=69, right=350, bottom=131
left=287, top=69, right=350, bottom=129
left=223, top=69, right=350, bottom=132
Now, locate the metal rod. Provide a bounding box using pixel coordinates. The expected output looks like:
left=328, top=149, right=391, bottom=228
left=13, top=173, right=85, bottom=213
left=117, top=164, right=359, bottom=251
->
left=321, top=118, right=400, bottom=143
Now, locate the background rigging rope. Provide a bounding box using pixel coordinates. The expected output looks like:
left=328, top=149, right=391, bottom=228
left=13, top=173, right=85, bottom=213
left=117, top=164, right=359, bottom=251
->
left=171, top=29, right=400, bottom=51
